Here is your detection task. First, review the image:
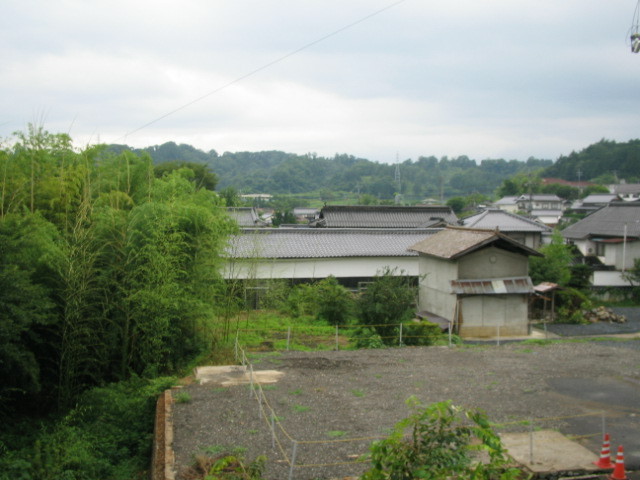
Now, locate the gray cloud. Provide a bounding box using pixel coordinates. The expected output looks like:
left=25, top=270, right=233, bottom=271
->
left=2, top=0, right=639, bottom=162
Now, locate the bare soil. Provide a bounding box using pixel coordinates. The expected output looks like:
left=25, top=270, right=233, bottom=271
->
left=171, top=338, right=640, bottom=480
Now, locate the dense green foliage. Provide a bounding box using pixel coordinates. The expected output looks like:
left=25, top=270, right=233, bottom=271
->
left=356, top=268, right=440, bottom=346
left=0, top=376, right=176, bottom=480
left=543, top=138, right=640, bottom=181
left=0, top=125, right=235, bottom=415
left=362, top=398, right=520, bottom=480
left=111, top=142, right=553, bottom=200
left=529, top=230, right=574, bottom=287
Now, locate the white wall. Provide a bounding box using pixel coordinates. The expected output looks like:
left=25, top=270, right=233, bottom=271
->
left=223, top=256, right=419, bottom=280
left=416, top=256, right=458, bottom=321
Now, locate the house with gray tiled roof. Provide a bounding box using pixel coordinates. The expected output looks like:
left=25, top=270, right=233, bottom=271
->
left=562, top=202, right=640, bottom=286
left=515, top=194, right=565, bottom=227
left=408, top=227, right=540, bottom=338
left=223, top=228, right=439, bottom=287
left=227, top=207, right=269, bottom=227
left=493, top=196, right=519, bottom=213
left=609, top=183, right=640, bottom=201
left=460, top=209, right=551, bottom=249
left=312, top=205, right=457, bottom=228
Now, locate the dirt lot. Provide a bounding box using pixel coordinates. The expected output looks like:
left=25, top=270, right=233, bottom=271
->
left=171, top=336, right=640, bottom=480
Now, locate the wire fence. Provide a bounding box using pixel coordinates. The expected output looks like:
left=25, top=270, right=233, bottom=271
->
left=235, top=320, right=458, bottom=351
left=232, top=341, right=629, bottom=480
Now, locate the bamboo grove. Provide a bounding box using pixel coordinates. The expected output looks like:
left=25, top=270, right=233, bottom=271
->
left=0, top=125, right=237, bottom=414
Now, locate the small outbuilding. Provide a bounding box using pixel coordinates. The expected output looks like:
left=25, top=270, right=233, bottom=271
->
left=408, top=227, right=542, bottom=338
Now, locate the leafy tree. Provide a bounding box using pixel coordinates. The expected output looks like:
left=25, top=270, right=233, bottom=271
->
left=313, top=276, right=355, bottom=326
left=446, top=196, right=465, bottom=213
left=357, top=268, right=416, bottom=345
left=154, top=161, right=219, bottom=191
left=362, top=398, right=520, bottom=480
left=529, top=230, right=573, bottom=286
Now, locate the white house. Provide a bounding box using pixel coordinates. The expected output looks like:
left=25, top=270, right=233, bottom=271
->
left=409, top=227, right=541, bottom=338
left=562, top=202, right=640, bottom=286
left=460, top=209, right=551, bottom=249
left=493, top=196, right=519, bottom=213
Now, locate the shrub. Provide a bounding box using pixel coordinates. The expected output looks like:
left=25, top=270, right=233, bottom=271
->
left=401, top=321, right=442, bottom=346
left=357, top=267, right=417, bottom=345
left=362, top=398, right=521, bottom=480
left=314, top=276, right=356, bottom=326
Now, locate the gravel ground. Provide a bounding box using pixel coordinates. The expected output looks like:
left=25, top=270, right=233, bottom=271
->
left=543, top=307, right=640, bottom=337
left=171, top=330, right=640, bottom=480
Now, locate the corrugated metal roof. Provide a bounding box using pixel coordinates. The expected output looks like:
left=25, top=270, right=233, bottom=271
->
left=408, top=226, right=542, bottom=259
left=462, top=209, right=550, bottom=232
left=316, top=205, right=458, bottom=228
left=562, top=202, right=640, bottom=240
left=451, top=276, right=533, bottom=294
left=225, top=228, right=440, bottom=259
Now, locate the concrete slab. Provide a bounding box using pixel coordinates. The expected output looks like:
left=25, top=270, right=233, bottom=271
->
left=194, top=365, right=284, bottom=386
left=501, top=430, right=599, bottom=473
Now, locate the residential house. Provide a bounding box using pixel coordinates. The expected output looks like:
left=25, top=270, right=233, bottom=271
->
left=561, top=202, right=640, bottom=286
left=515, top=194, right=565, bottom=227
left=408, top=227, right=541, bottom=338
left=227, top=207, right=269, bottom=227
left=460, top=209, right=551, bottom=249
left=312, top=205, right=458, bottom=228
left=609, top=183, right=640, bottom=202
left=569, top=194, right=620, bottom=216
left=293, top=207, right=319, bottom=223
left=493, top=196, right=519, bottom=213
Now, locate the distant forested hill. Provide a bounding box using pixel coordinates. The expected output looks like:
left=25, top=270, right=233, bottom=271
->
left=542, top=139, right=640, bottom=182
left=109, top=142, right=557, bottom=199
left=108, top=139, right=640, bottom=198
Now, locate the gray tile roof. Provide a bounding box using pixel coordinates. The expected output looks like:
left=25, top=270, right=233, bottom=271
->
left=227, top=207, right=267, bottom=227
left=494, top=196, right=518, bottom=205
left=315, top=205, right=457, bottom=228
left=611, top=184, right=640, bottom=195
left=580, top=194, right=619, bottom=205
left=226, top=228, right=440, bottom=259
left=562, top=202, right=640, bottom=240
left=408, top=227, right=542, bottom=259
left=461, top=209, right=550, bottom=232
left=516, top=194, right=563, bottom=202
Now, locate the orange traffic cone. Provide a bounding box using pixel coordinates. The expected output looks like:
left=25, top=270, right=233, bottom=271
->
left=594, top=433, right=613, bottom=469
left=609, top=445, right=628, bottom=480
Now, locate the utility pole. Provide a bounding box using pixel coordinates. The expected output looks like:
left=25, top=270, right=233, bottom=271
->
left=394, top=152, right=402, bottom=205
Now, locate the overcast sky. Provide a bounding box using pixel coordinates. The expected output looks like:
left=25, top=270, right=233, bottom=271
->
left=2, top=1, right=639, bottom=163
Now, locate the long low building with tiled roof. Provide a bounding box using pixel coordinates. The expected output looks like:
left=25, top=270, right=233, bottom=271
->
left=311, top=205, right=457, bottom=228
left=223, top=228, right=440, bottom=283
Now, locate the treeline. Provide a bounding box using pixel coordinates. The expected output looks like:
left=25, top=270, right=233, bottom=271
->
left=114, top=138, right=640, bottom=200
left=112, top=143, right=553, bottom=199
left=1, top=125, right=236, bottom=416
left=544, top=138, right=640, bottom=182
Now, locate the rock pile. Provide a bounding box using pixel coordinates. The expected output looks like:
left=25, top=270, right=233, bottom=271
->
left=584, top=306, right=627, bottom=324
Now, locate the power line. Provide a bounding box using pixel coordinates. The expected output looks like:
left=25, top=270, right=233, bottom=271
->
left=119, top=0, right=408, bottom=141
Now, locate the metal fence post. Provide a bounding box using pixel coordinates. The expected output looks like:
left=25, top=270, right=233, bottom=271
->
left=288, top=441, right=298, bottom=480
left=399, top=322, right=403, bottom=346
